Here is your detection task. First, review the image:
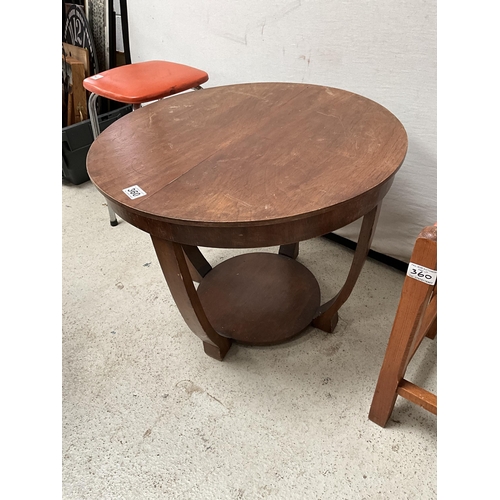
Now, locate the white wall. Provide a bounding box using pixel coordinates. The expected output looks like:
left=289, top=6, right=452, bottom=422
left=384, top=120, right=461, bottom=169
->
left=127, top=0, right=436, bottom=262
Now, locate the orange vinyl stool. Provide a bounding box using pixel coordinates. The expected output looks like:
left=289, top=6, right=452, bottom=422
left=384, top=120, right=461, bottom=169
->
left=83, top=60, right=209, bottom=225
left=368, top=224, right=437, bottom=427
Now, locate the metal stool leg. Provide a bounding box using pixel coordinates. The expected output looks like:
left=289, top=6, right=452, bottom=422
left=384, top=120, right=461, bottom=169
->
left=88, top=92, right=119, bottom=226
left=106, top=205, right=118, bottom=226
left=88, top=92, right=101, bottom=138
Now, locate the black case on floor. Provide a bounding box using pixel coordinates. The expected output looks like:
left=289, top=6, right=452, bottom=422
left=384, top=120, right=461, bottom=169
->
left=62, top=105, right=132, bottom=185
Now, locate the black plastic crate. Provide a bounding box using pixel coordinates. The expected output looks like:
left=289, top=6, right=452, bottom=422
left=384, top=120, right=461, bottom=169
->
left=62, top=105, right=132, bottom=185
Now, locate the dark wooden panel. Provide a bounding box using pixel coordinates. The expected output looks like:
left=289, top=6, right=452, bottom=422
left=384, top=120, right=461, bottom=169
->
left=197, top=253, right=320, bottom=345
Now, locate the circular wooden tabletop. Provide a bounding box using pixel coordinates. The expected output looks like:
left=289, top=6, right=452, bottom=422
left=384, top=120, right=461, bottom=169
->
left=87, top=82, right=407, bottom=247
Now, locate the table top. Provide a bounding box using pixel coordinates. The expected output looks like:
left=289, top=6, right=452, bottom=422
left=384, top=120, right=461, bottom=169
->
left=87, top=82, right=407, bottom=246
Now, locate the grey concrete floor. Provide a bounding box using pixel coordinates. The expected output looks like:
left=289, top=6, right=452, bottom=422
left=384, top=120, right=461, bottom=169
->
left=62, top=180, right=437, bottom=499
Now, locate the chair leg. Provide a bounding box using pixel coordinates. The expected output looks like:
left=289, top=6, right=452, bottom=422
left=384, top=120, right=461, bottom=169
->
left=107, top=205, right=118, bottom=226
left=88, top=92, right=101, bottom=138
left=368, top=225, right=437, bottom=427
left=88, top=92, right=120, bottom=226
left=368, top=292, right=435, bottom=427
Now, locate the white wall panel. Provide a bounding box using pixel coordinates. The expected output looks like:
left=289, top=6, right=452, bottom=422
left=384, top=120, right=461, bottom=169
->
left=126, top=0, right=436, bottom=262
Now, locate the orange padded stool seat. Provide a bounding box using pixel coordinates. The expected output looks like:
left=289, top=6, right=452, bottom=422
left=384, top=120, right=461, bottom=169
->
left=83, top=60, right=209, bottom=226
left=83, top=60, right=208, bottom=104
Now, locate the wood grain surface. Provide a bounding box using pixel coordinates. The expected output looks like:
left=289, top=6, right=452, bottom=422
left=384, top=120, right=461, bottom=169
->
left=197, top=252, right=321, bottom=345
left=87, top=82, right=407, bottom=248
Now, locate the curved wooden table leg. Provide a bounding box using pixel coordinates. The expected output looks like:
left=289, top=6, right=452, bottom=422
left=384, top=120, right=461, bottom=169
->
left=182, top=245, right=212, bottom=282
left=279, top=243, right=300, bottom=259
left=151, top=236, right=231, bottom=360
left=313, top=204, right=382, bottom=333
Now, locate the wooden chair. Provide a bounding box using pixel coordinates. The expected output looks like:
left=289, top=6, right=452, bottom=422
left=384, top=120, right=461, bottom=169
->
left=368, top=224, right=437, bottom=427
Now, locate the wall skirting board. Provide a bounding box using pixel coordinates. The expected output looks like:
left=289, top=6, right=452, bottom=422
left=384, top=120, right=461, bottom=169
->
left=322, top=233, right=408, bottom=273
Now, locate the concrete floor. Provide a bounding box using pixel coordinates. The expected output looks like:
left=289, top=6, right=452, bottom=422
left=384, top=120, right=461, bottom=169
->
left=62, top=179, right=437, bottom=499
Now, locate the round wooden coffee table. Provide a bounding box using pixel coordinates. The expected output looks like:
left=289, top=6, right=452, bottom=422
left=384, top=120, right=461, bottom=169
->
left=87, top=82, right=407, bottom=360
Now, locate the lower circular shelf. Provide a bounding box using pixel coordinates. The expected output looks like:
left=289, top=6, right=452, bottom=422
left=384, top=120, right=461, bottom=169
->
left=197, top=252, right=321, bottom=345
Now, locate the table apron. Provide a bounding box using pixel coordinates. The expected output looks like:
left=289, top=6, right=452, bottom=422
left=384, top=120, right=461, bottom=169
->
left=105, top=179, right=393, bottom=248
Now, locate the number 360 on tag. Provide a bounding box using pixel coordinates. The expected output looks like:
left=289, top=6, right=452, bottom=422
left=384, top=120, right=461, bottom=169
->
left=407, top=262, right=437, bottom=286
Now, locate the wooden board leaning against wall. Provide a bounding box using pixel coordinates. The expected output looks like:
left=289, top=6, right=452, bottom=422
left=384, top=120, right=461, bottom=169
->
left=62, top=43, right=90, bottom=127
